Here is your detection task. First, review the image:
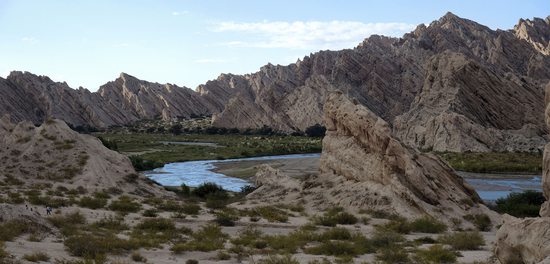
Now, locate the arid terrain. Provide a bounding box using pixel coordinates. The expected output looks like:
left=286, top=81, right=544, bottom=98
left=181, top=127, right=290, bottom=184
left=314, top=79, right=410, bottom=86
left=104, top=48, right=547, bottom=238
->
left=1, top=11, right=550, bottom=264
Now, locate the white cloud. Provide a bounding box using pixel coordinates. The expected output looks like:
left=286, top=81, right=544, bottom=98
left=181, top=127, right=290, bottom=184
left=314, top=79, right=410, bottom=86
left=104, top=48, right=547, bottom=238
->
left=21, top=37, right=37, bottom=44
left=172, top=11, right=189, bottom=16
left=194, top=58, right=227, bottom=64
left=113, top=43, right=130, bottom=47
left=213, top=20, right=416, bottom=49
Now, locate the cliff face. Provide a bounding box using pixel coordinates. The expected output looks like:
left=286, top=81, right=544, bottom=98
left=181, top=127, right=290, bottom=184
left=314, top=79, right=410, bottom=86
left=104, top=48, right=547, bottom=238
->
left=495, top=82, right=550, bottom=264
left=0, top=72, right=223, bottom=128
left=210, top=13, right=550, bottom=152
left=1, top=13, right=550, bottom=152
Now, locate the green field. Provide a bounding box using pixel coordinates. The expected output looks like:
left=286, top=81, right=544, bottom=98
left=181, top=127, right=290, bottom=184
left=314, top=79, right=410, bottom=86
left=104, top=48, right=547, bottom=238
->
left=437, top=152, right=542, bottom=174
left=94, top=133, right=322, bottom=166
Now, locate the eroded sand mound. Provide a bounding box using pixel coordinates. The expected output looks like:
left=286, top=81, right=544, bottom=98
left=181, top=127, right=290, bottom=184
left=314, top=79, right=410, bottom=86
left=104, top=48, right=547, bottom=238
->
left=0, top=116, right=167, bottom=196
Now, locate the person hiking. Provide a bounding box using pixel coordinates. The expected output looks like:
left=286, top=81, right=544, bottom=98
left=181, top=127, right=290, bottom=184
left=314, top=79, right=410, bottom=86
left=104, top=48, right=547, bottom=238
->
left=46, top=206, right=52, bottom=215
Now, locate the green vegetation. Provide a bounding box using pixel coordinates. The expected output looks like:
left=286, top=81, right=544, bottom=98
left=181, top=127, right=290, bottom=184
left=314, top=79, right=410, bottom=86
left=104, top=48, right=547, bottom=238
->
left=312, top=207, right=358, bottom=226
left=171, top=224, right=228, bottom=253
left=494, top=190, right=545, bottom=217
left=78, top=196, right=108, bottom=209
left=258, top=255, right=300, bottom=264
left=0, top=220, right=37, bottom=241
left=439, top=231, right=485, bottom=250
left=22, top=252, right=50, bottom=262
left=414, top=244, right=457, bottom=263
left=130, top=218, right=178, bottom=248
left=243, top=206, right=290, bottom=223
left=464, top=214, right=492, bottom=231
left=437, top=152, right=542, bottom=173
left=108, top=195, right=141, bottom=213
left=94, top=133, right=322, bottom=170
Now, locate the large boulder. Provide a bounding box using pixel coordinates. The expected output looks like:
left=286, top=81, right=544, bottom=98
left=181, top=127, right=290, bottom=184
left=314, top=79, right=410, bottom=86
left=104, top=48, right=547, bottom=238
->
left=496, top=82, right=550, bottom=264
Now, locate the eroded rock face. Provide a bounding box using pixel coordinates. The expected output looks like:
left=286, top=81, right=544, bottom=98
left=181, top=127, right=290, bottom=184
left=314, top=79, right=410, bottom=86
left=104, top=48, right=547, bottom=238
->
left=0, top=72, right=223, bottom=128
left=496, top=215, right=550, bottom=264
left=315, top=92, right=496, bottom=222
left=496, top=82, right=550, bottom=264
left=210, top=12, right=550, bottom=152
left=0, top=116, right=168, bottom=196
left=247, top=92, right=497, bottom=226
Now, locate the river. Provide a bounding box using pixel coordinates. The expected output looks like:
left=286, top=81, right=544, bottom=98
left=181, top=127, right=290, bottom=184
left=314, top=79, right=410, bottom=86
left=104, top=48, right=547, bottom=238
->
left=144, top=153, right=542, bottom=201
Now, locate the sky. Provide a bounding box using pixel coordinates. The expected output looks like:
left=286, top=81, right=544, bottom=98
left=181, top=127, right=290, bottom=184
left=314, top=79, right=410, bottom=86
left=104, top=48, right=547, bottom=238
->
left=1, top=1, right=549, bottom=91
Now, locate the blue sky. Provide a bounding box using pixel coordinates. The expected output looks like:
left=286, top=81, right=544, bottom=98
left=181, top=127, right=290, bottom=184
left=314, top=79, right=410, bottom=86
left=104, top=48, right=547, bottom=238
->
left=1, top=0, right=549, bottom=91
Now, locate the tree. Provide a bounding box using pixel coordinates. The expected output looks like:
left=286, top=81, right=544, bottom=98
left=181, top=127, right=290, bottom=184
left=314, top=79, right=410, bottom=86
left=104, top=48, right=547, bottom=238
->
left=169, top=124, right=183, bottom=135
left=305, top=124, right=326, bottom=137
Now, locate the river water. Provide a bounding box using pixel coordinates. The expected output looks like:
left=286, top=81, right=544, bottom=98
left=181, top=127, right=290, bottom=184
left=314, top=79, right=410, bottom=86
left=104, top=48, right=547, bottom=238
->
left=144, top=153, right=542, bottom=201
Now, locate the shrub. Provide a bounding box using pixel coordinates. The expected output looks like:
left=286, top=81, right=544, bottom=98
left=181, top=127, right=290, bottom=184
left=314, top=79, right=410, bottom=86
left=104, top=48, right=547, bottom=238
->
left=129, top=156, right=162, bottom=171
left=414, top=244, right=457, bottom=263
left=318, top=227, right=352, bottom=241
left=258, top=255, right=300, bottom=264
left=375, top=245, right=409, bottom=263
left=181, top=203, right=201, bottom=215
left=495, top=190, right=545, bottom=217
left=410, top=217, right=447, bottom=233
left=214, top=212, right=238, bottom=226
left=92, top=217, right=128, bottom=232
left=78, top=196, right=107, bottom=209
left=313, top=208, right=357, bottom=226
left=0, top=242, right=9, bottom=259
left=378, top=218, right=411, bottom=234
left=0, top=220, right=35, bottom=241
left=192, top=182, right=227, bottom=198
left=464, top=214, right=492, bottom=231
left=131, top=218, right=177, bottom=247
left=438, top=231, right=485, bottom=250
left=180, top=183, right=191, bottom=196
left=131, top=252, right=147, bottom=262
left=370, top=230, right=405, bottom=249
left=246, top=206, right=289, bottom=223
left=171, top=224, right=228, bottom=253
left=22, top=252, right=50, bottom=262
left=108, top=196, right=141, bottom=213
left=142, top=209, right=158, bottom=217
left=64, top=234, right=138, bottom=258
left=216, top=250, right=231, bottom=260
left=305, top=241, right=357, bottom=256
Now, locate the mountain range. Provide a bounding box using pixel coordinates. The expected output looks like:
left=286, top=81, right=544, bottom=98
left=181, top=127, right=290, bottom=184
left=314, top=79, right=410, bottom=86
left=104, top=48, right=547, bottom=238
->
left=1, top=12, right=549, bottom=152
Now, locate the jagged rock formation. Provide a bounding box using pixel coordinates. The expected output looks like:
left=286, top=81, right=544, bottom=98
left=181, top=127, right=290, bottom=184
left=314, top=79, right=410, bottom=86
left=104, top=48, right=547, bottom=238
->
left=0, top=116, right=167, bottom=196
left=2, top=13, right=550, bottom=152
left=496, top=82, right=550, bottom=264
left=210, top=13, right=550, bottom=152
left=0, top=72, right=223, bottom=128
left=247, top=92, right=497, bottom=225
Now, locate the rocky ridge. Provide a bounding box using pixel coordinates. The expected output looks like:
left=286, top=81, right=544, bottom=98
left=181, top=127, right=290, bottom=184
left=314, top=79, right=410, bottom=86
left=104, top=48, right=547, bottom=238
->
left=2, top=13, right=550, bottom=152
left=248, top=92, right=498, bottom=225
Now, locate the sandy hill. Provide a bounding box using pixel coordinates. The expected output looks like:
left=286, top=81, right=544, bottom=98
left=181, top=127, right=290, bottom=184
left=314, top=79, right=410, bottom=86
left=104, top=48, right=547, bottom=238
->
left=0, top=116, right=166, bottom=196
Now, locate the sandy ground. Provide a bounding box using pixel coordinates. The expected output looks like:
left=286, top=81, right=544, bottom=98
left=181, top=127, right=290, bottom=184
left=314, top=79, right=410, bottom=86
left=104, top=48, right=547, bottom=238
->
left=213, top=157, right=320, bottom=179
left=3, top=204, right=499, bottom=264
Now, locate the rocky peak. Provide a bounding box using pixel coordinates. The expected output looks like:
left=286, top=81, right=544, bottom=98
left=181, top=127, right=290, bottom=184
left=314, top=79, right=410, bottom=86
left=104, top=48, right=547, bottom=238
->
left=514, top=16, right=550, bottom=55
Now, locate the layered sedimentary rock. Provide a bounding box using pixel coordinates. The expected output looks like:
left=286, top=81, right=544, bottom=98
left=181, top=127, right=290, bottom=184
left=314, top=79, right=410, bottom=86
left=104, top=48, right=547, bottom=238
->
left=248, top=92, right=497, bottom=225
left=2, top=13, right=550, bottom=152
left=496, top=83, right=550, bottom=264
left=0, top=116, right=167, bottom=196
left=0, top=72, right=223, bottom=128
left=210, top=13, right=550, bottom=152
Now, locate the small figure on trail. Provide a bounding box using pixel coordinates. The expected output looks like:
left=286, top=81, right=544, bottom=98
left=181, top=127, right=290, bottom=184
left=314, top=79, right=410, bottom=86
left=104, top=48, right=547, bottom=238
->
left=46, top=206, right=52, bottom=215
